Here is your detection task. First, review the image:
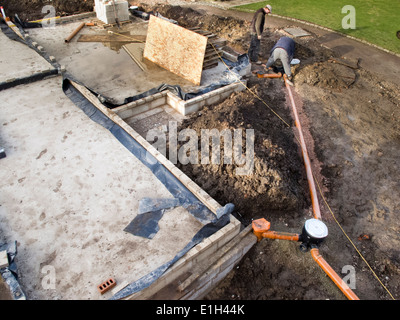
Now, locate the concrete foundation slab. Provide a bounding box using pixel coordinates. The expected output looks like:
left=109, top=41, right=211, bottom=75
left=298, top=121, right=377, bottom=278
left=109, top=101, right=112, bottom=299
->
left=0, top=30, right=56, bottom=86
left=25, top=20, right=197, bottom=104
left=0, top=76, right=209, bottom=299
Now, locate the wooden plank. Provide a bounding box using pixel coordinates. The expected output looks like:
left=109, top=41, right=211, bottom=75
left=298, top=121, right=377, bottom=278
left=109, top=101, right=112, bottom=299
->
left=78, top=34, right=146, bottom=43
left=204, top=49, right=222, bottom=60
left=123, top=43, right=147, bottom=71
left=208, top=39, right=227, bottom=48
left=143, top=16, right=208, bottom=85
left=203, top=61, right=218, bottom=70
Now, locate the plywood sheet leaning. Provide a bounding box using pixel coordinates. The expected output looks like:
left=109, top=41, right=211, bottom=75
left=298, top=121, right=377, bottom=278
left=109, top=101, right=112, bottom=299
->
left=143, top=15, right=208, bottom=86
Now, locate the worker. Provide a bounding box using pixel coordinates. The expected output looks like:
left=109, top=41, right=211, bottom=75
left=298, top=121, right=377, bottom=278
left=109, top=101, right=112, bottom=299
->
left=248, top=4, right=272, bottom=64
left=264, top=36, right=295, bottom=81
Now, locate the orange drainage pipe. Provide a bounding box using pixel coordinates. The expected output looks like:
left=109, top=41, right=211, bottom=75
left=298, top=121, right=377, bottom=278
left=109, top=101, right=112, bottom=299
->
left=282, top=76, right=359, bottom=300
left=262, top=230, right=300, bottom=241
left=311, top=248, right=359, bottom=300
left=65, top=22, right=85, bottom=43
left=252, top=218, right=360, bottom=300
left=257, top=72, right=282, bottom=79
left=284, top=75, right=322, bottom=220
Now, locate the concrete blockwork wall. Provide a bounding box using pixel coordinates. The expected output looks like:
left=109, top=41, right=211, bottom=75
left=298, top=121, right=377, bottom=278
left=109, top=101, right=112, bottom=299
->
left=113, top=81, right=248, bottom=119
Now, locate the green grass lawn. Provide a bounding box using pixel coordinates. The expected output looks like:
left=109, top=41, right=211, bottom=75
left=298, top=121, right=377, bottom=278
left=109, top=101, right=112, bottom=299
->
left=232, top=0, right=400, bottom=54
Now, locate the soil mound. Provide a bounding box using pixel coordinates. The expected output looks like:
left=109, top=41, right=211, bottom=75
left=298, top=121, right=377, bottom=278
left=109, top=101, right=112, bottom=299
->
left=295, top=61, right=356, bottom=89
left=140, top=3, right=250, bottom=52
left=176, top=79, right=310, bottom=224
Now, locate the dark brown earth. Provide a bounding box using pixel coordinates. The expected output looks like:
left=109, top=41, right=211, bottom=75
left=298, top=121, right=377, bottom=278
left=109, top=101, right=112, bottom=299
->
left=3, top=0, right=400, bottom=301
left=2, top=0, right=94, bottom=21
left=175, top=81, right=310, bottom=225
left=145, top=3, right=400, bottom=301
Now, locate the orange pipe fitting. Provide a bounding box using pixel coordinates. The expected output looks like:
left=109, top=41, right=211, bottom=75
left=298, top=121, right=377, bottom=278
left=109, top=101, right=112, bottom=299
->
left=311, top=248, right=359, bottom=300
left=252, top=218, right=271, bottom=241
left=252, top=219, right=300, bottom=241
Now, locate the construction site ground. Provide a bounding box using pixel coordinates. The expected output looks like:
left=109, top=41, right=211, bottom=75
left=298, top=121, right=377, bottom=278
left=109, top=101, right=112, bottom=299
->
left=1, top=0, right=400, bottom=301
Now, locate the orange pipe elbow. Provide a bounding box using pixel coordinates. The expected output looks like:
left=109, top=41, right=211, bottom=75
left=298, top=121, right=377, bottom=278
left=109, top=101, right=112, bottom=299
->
left=311, top=248, right=359, bottom=300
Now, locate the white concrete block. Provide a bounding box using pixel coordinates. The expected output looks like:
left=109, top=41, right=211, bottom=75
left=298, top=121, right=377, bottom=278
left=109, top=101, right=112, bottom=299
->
left=0, top=250, right=9, bottom=269
left=206, top=93, right=222, bottom=106
left=95, top=0, right=130, bottom=24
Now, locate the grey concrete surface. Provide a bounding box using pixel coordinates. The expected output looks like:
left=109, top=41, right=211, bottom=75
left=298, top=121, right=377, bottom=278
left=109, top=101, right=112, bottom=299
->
left=0, top=75, right=204, bottom=300
left=0, top=29, right=55, bottom=84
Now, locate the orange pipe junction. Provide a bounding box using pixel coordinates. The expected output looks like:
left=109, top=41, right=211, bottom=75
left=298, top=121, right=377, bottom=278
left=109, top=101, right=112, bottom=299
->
left=252, top=219, right=299, bottom=242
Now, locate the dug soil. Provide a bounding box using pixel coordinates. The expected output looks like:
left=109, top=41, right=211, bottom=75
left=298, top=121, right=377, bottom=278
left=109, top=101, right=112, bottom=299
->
left=1, top=0, right=94, bottom=21
left=3, top=0, right=400, bottom=300
left=145, top=3, right=400, bottom=300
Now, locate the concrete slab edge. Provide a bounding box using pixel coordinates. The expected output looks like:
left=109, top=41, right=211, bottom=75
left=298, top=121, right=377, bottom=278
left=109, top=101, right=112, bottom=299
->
left=0, top=68, right=59, bottom=91
left=125, top=218, right=243, bottom=300
left=176, top=224, right=256, bottom=297
left=68, top=80, right=244, bottom=299
left=0, top=19, right=63, bottom=91
left=181, top=226, right=257, bottom=299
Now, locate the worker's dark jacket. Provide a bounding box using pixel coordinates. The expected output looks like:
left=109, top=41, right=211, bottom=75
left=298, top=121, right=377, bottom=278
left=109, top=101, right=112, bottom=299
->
left=250, top=8, right=266, bottom=36
left=271, top=37, right=295, bottom=60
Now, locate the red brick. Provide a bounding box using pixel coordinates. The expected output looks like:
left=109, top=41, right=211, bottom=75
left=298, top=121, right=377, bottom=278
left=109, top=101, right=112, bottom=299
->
left=97, top=278, right=117, bottom=295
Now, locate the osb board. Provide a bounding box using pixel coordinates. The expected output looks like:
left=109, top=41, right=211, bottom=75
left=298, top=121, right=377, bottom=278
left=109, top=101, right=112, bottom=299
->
left=143, top=15, right=208, bottom=85
left=123, top=43, right=147, bottom=71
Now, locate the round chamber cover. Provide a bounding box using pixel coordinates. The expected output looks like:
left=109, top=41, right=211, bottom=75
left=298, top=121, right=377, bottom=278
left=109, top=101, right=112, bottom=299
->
left=305, top=218, right=328, bottom=239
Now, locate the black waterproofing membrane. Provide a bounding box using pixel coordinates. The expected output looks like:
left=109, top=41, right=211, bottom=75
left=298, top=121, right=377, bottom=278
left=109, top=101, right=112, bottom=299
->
left=109, top=53, right=250, bottom=107
left=124, top=198, right=180, bottom=239
left=0, top=17, right=58, bottom=91
left=0, top=242, right=26, bottom=300
left=112, top=214, right=230, bottom=300
left=124, top=198, right=235, bottom=239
